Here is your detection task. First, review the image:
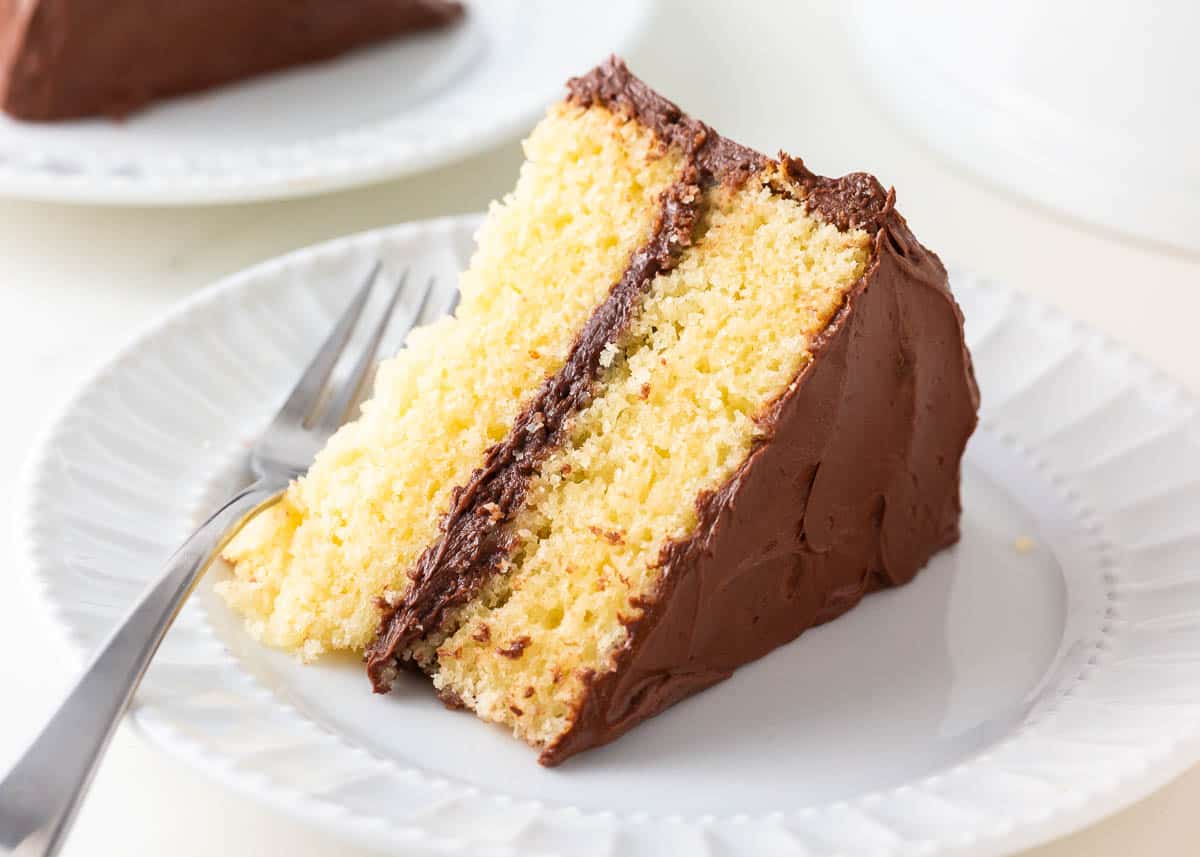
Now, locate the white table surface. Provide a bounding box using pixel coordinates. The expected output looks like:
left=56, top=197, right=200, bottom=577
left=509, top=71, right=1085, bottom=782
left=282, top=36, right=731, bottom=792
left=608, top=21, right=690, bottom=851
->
left=2, top=3, right=1198, bottom=855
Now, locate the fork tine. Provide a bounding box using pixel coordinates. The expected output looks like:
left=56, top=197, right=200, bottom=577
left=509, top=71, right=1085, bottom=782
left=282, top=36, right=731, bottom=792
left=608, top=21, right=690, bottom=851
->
left=273, top=261, right=381, bottom=430
left=313, top=270, right=427, bottom=435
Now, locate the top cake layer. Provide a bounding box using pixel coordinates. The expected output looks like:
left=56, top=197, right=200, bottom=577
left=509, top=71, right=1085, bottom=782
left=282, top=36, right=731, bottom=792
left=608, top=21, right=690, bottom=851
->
left=0, top=0, right=463, bottom=120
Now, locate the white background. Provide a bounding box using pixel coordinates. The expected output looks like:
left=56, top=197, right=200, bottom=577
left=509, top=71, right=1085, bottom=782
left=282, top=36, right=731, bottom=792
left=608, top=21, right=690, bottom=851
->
left=2, top=2, right=1198, bottom=855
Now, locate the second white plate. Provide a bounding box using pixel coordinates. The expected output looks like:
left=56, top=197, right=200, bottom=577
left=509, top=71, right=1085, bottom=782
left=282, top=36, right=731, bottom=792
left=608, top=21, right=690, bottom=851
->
left=18, top=216, right=1200, bottom=856
left=0, top=1, right=651, bottom=205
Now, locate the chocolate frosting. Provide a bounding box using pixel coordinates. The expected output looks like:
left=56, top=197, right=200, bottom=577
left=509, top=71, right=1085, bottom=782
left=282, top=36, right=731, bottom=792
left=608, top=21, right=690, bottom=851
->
left=0, top=0, right=463, bottom=120
left=369, top=57, right=979, bottom=763
left=566, top=56, right=767, bottom=188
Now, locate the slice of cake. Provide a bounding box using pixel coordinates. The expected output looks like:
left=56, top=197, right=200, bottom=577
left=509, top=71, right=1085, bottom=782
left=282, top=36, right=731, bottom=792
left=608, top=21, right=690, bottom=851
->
left=220, top=57, right=979, bottom=764
left=0, top=0, right=463, bottom=121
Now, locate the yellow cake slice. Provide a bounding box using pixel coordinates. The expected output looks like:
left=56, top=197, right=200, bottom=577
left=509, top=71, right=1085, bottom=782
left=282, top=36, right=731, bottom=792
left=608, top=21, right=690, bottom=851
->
left=220, top=57, right=978, bottom=764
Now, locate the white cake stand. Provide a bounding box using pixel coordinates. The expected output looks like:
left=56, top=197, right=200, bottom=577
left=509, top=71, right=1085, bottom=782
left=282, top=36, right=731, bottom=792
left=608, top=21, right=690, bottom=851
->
left=850, top=0, right=1200, bottom=256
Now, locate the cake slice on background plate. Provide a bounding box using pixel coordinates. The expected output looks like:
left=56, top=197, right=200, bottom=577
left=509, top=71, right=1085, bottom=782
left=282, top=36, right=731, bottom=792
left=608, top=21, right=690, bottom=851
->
left=220, top=57, right=979, bottom=765
left=0, top=0, right=463, bottom=121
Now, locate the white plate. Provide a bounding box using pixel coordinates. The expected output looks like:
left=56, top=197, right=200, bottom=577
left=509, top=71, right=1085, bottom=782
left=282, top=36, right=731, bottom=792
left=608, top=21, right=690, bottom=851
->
left=18, top=215, right=1200, bottom=857
left=0, top=1, right=650, bottom=205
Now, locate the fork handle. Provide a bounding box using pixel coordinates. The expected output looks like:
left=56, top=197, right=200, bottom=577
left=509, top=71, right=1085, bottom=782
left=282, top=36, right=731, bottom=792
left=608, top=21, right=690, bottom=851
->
left=0, top=480, right=283, bottom=857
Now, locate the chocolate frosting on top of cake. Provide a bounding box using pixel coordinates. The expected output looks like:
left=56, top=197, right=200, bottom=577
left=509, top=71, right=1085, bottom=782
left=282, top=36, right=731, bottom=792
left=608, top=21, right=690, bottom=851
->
left=780, top=156, right=894, bottom=233
left=568, top=57, right=768, bottom=189
left=568, top=58, right=894, bottom=233
left=368, top=56, right=979, bottom=765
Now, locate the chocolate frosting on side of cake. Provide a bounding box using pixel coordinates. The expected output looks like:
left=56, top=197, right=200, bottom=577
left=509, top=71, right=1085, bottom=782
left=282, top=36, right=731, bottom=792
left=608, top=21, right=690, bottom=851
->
left=533, top=59, right=978, bottom=765
left=541, top=204, right=979, bottom=764
left=0, top=0, right=463, bottom=121
left=0, top=0, right=25, bottom=112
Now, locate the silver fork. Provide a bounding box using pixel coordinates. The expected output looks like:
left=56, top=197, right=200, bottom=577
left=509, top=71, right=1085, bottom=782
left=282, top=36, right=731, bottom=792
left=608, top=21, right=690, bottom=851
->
left=0, top=262, right=437, bottom=857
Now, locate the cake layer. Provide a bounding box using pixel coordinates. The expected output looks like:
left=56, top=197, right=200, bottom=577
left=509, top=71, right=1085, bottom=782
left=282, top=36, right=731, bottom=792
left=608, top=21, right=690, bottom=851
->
left=220, top=101, right=685, bottom=658
left=0, top=0, right=462, bottom=120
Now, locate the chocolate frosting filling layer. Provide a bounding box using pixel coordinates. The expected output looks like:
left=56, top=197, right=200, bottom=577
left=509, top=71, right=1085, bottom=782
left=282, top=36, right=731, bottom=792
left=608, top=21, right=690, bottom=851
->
left=368, top=57, right=979, bottom=765
left=0, top=0, right=463, bottom=120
